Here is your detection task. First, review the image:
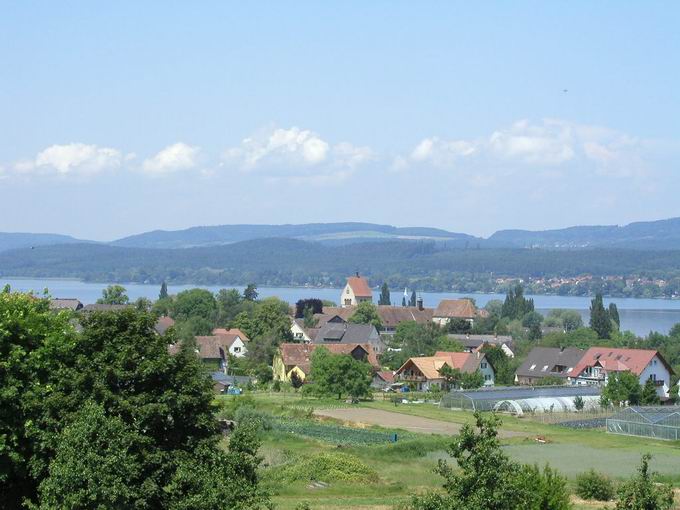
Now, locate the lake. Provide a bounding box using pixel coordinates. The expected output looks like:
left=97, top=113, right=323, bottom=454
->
left=4, top=277, right=680, bottom=337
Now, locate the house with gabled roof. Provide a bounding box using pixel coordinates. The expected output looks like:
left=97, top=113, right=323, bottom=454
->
left=313, top=322, right=385, bottom=353
left=49, top=298, right=83, bottom=311
left=273, top=342, right=379, bottom=383
left=432, top=299, right=479, bottom=326
left=395, top=351, right=495, bottom=391
left=515, top=347, right=585, bottom=385
left=569, top=347, right=675, bottom=399
left=341, top=273, right=373, bottom=307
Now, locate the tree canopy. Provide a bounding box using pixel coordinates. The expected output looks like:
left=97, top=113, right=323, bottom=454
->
left=96, top=284, right=129, bottom=304
left=306, top=347, right=372, bottom=400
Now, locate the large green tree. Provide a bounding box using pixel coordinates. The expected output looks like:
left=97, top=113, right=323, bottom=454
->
left=307, top=347, right=372, bottom=400
left=96, top=284, right=129, bottom=305
left=589, top=293, right=612, bottom=339
left=410, top=412, right=570, bottom=510
left=601, top=371, right=642, bottom=406
left=171, top=288, right=218, bottom=323
left=348, top=301, right=383, bottom=330
left=378, top=283, right=391, bottom=305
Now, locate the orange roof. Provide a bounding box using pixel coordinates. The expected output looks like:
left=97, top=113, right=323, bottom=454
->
left=347, top=276, right=372, bottom=297
left=433, top=299, right=477, bottom=319
left=212, top=327, right=250, bottom=342
left=572, top=347, right=669, bottom=377
left=396, top=351, right=484, bottom=380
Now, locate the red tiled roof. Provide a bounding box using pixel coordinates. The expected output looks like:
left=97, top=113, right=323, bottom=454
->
left=279, top=342, right=379, bottom=374
left=572, top=347, right=666, bottom=377
left=212, top=327, right=250, bottom=342
left=433, top=299, right=477, bottom=319
left=375, top=371, right=395, bottom=384
left=347, top=276, right=372, bottom=297
left=155, top=316, right=175, bottom=334
left=376, top=305, right=434, bottom=328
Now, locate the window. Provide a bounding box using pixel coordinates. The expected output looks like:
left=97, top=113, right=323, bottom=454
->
left=481, top=362, right=487, bottom=369
left=653, top=359, right=657, bottom=365
left=529, top=364, right=536, bottom=371
left=233, top=347, right=241, bottom=353
left=541, top=365, right=549, bottom=372
left=650, top=374, right=657, bottom=381
left=484, top=374, right=491, bottom=381
left=346, top=288, right=350, bottom=294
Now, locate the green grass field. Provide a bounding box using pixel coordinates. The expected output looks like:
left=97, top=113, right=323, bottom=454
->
left=220, top=392, right=680, bottom=509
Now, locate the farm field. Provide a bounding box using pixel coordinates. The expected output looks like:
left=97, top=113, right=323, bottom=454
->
left=222, top=393, right=680, bottom=509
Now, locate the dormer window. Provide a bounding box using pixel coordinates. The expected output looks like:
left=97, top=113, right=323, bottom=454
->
left=541, top=365, right=549, bottom=372
left=529, top=364, right=536, bottom=371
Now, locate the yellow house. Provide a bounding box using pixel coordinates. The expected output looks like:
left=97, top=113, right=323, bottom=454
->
left=273, top=343, right=379, bottom=382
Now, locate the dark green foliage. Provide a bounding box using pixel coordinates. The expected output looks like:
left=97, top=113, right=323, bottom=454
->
left=614, top=454, right=674, bottom=510
left=410, top=290, right=417, bottom=307
left=589, top=293, right=612, bottom=339
left=379, top=283, right=391, bottom=305
left=271, top=418, right=409, bottom=445
left=528, top=321, right=543, bottom=340
left=573, top=395, right=585, bottom=411
left=0, top=293, right=268, bottom=509
left=602, top=371, right=642, bottom=406
left=159, top=281, right=169, bottom=300
left=171, top=288, right=218, bottom=322
left=243, top=284, right=258, bottom=301
left=480, top=345, right=517, bottom=386
left=307, top=347, right=372, bottom=400
left=381, top=322, right=451, bottom=370
left=402, top=296, right=407, bottom=307
left=409, top=412, right=571, bottom=510
left=446, top=318, right=472, bottom=333
left=609, top=303, right=621, bottom=328
left=460, top=370, right=485, bottom=390
left=501, top=285, right=534, bottom=320
left=96, top=284, right=129, bottom=304
left=35, top=403, right=150, bottom=509
left=294, top=298, right=323, bottom=318
left=302, top=306, right=318, bottom=328
left=290, top=371, right=304, bottom=389
left=348, top=301, right=383, bottom=330
left=576, top=469, right=615, bottom=501
left=640, top=378, right=661, bottom=405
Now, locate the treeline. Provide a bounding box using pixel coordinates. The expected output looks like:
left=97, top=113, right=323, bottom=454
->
left=6, top=238, right=680, bottom=295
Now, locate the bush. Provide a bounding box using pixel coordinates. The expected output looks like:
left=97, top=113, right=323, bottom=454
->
left=268, top=452, right=378, bottom=483
left=234, top=406, right=273, bottom=431
left=576, top=469, right=615, bottom=501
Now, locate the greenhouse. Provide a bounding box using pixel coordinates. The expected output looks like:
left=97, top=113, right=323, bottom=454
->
left=439, top=385, right=601, bottom=415
left=606, top=406, right=680, bottom=441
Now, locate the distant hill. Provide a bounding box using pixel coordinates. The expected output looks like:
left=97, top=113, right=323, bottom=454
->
left=0, top=232, right=85, bottom=253
left=111, top=222, right=479, bottom=249
left=2, top=238, right=680, bottom=289
left=488, top=217, right=680, bottom=249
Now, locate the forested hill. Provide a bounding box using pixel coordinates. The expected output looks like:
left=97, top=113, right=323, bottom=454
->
left=3, top=238, right=680, bottom=290
left=0, top=232, right=85, bottom=252
left=111, top=222, right=478, bottom=249
left=488, top=217, right=680, bottom=249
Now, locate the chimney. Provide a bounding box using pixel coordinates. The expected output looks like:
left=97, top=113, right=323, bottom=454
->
left=417, top=295, right=424, bottom=311
left=356, top=271, right=360, bottom=278
left=476, top=351, right=480, bottom=359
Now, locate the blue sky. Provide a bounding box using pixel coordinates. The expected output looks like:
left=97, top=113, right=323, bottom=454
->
left=1, top=1, right=679, bottom=240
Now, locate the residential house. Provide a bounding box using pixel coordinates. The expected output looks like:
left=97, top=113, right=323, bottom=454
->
left=371, top=370, right=395, bottom=390
left=211, top=372, right=254, bottom=394
left=210, top=330, right=248, bottom=358
left=290, top=318, right=320, bottom=342
left=448, top=334, right=515, bottom=358
left=375, top=305, right=434, bottom=333
left=395, top=351, right=495, bottom=391
left=313, top=322, right=385, bottom=354
left=154, top=316, right=175, bottom=335
left=341, top=273, right=373, bottom=307
left=273, top=342, right=379, bottom=382
left=81, top=303, right=131, bottom=312
left=49, top=298, right=83, bottom=311
left=569, top=347, right=675, bottom=399
left=432, top=299, right=479, bottom=327
left=515, top=347, right=585, bottom=385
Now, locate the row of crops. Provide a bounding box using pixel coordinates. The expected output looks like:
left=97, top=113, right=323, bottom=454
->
left=272, top=418, right=409, bottom=445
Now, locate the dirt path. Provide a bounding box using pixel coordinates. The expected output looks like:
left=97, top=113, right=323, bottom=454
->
left=314, top=407, right=525, bottom=438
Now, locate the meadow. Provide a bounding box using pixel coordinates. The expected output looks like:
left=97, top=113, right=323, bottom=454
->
left=219, top=392, right=680, bottom=510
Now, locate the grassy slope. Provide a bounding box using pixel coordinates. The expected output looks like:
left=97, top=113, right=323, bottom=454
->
left=226, top=393, right=680, bottom=509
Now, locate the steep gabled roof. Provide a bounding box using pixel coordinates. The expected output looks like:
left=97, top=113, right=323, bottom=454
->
left=278, top=342, right=379, bottom=374
left=346, top=275, right=372, bottom=297
left=212, top=327, right=251, bottom=342
left=194, top=336, right=229, bottom=359
left=314, top=323, right=378, bottom=344
left=396, top=352, right=484, bottom=380
left=433, top=299, right=477, bottom=319
left=49, top=298, right=83, bottom=311
left=515, top=347, right=585, bottom=379
left=154, top=316, right=175, bottom=335
left=572, top=347, right=673, bottom=377
left=376, top=305, right=434, bottom=328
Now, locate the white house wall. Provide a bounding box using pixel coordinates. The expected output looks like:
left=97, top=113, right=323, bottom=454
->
left=638, top=355, right=672, bottom=398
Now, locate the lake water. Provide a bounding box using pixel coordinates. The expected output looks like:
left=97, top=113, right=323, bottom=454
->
left=4, top=277, right=680, bottom=337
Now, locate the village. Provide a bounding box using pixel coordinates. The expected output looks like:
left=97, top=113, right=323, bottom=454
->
left=48, top=273, right=679, bottom=435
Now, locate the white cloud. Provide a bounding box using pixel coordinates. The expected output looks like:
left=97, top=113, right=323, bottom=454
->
left=410, top=137, right=477, bottom=166
left=142, top=143, right=200, bottom=174
left=20, top=143, right=124, bottom=176
left=488, top=119, right=575, bottom=165
left=222, top=126, right=374, bottom=184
